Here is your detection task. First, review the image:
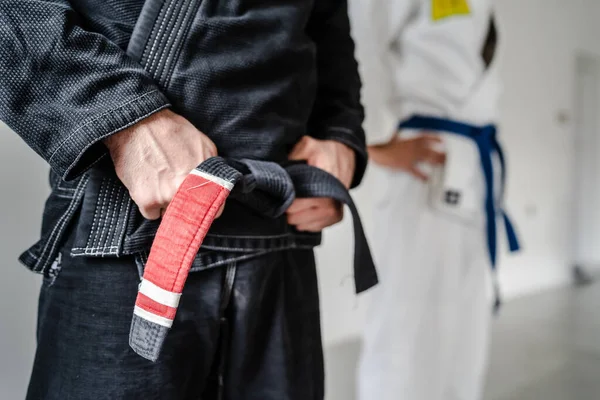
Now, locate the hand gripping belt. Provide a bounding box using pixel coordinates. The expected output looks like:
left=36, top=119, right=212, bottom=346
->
left=129, top=157, right=378, bottom=361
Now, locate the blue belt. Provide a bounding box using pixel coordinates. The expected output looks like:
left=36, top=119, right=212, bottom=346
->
left=398, top=115, right=520, bottom=269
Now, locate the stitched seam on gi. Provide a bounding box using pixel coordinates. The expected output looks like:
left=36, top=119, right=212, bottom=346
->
left=109, top=185, right=127, bottom=250
left=33, top=175, right=89, bottom=273
left=155, top=0, right=190, bottom=85
left=71, top=246, right=120, bottom=251
left=92, top=178, right=108, bottom=250
left=146, top=0, right=178, bottom=77
left=102, top=182, right=119, bottom=254
left=75, top=179, right=133, bottom=256
left=327, top=126, right=355, bottom=135
left=163, top=0, right=202, bottom=89
left=85, top=178, right=101, bottom=249
left=106, top=185, right=121, bottom=249
left=143, top=0, right=172, bottom=72
left=26, top=250, right=39, bottom=261
left=97, top=178, right=115, bottom=250
left=47, top=90, right=160, bottom=164
left=116, top=196, right=133, bottom=255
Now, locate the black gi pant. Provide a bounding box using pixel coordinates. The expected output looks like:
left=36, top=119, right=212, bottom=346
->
left=27, top=224, right=324, bottom=400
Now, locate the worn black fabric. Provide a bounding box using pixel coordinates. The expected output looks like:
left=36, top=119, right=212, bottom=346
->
left=27, top=229, right=324, bottom=400
left=4, top=3, right=367, bottom=394
left=3, top=0, right=369, bottom=277
left=128, top=157, right=377, bottom=294
left=0, top=1, right=170, bottom=179
left=126, top=157, right=376, bottom=362
left=0, top=0, right=366, bottom=183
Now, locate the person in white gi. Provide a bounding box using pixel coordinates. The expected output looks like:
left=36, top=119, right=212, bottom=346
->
left=350, top=1, right=519, bottom=399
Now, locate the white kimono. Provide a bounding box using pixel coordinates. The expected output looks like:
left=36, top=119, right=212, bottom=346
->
left=350, top=0, right=506, bottom=399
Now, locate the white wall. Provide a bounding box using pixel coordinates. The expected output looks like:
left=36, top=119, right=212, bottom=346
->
left=0, top=123, right=47, bottom=398
left=316, top=0, right=600, bottom=347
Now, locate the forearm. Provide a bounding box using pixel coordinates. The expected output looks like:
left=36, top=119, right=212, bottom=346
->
left=0, top=0, right=170, bottom=180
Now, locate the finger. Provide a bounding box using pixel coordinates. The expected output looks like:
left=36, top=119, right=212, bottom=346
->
left=287, top=209, right=323, bottom=226
left=201, top=140, right=218, bottom=159
left=423, top=149, right=446, bottom=165
left=139, top=206, right=162, bottom=221
left=287, top=201, right=339, bottom=226
left=289, top=136, right=314, bottom=160
left=419, top=134, right=443, bottom=143
left=295, top=209, right=344, bottom=232
left=286, top=198, right=325, bottom=214
left=215, top=203, right=225, bottom=218
left=408, top=166, right=429, bottom=182
left=295, top=222, right=329, bottom=232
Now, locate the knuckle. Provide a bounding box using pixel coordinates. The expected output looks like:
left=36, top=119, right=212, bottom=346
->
left=139, top=206, right=160, bottom=220
left=207, top=141, right=218, bottom=156
left=133, top=191, right=161, bottom=209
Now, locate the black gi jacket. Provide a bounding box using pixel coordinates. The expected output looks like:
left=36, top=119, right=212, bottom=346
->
left=0, top=0, right=367, bottom=274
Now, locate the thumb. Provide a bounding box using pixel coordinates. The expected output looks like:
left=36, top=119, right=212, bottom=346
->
left=289, top=136, right=313, bottom=160
left=216, top=203, right=225, bottom=218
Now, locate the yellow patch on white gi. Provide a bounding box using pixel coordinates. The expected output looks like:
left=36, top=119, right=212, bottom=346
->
left=431, top=0, right=471, bottom=21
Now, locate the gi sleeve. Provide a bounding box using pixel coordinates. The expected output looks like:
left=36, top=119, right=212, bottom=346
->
left=306, top=0, right=367, bottom=188
left=0, top=0, right=170, bottom=181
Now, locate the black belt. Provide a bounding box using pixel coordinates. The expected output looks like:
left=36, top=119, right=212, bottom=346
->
left=129, top=156, right=378, bottom=361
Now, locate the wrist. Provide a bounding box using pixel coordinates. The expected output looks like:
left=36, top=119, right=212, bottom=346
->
left=103, top=108, right=172, bottom=152
left=328, top=139, right=355, bottom=157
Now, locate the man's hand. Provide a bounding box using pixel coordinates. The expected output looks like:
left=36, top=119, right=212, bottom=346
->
left=286, top=136, right=356, bottom=232
left=368, top=134, right=445, bottom=181
left=104, top=109, right=219, bottom=220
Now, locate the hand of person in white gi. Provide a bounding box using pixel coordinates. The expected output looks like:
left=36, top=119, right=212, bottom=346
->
left=286, top=136, right=356, bottom=232
left=368, top=134, right=446, bottom=181
left=104, top=109, right=223, bottom=220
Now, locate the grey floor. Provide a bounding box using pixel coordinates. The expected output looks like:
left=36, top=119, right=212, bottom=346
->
left=325, top=282, right=600, bottom=400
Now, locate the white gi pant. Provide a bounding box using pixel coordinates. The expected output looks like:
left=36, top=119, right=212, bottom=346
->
left=358, top=165, right=493, bottom=400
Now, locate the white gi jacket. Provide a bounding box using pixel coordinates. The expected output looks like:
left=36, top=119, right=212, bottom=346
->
left=350, top=1, right=505, bottom=399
